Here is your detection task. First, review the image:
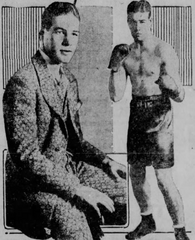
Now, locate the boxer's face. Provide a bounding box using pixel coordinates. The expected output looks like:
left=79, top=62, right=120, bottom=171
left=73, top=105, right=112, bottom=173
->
left=128, top=11, right=151, bottom=42
left=42, top=13, right=80, bottom=64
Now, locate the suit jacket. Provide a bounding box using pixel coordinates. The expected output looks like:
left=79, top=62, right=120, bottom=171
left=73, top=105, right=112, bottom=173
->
left=3, top=50, right=107, bottom=200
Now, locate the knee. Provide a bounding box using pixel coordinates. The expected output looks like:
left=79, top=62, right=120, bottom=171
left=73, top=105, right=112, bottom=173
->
left=155, top=168, right=173, bottom=192
left=130, top=166, right=146, bottom=181
left=51, top=199, right=92, bottom=240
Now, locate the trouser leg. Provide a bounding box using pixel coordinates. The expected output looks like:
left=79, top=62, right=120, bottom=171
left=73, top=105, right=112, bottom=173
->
left=78, top=162, right=127, bottom=225
left=50, top=197, right=93, bottom=240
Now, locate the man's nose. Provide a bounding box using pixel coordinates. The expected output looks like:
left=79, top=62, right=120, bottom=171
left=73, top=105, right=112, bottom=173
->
left=135, top=23, right=140, bottom=31
left=62, top=34, right=70, bottom=46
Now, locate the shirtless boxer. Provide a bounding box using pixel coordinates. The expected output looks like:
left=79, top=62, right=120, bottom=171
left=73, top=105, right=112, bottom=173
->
left=108, top=1, right=189, bottom=239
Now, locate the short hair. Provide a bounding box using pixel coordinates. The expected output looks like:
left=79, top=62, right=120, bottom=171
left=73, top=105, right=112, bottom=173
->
left=127, top=0, right=152, bottom=19
left=41, top=2, right=80, bottom=31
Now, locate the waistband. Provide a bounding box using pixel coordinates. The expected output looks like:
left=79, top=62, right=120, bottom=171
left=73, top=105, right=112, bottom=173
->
left=132, top=94, right=167, bottom=101
left=131, top=94, right=169, bottom=108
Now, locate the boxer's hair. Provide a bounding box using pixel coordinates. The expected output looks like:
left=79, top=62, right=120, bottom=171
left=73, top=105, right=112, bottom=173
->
left=127, top=0, right=152, bottom=19
left=41, top=2, right=80, bottom=31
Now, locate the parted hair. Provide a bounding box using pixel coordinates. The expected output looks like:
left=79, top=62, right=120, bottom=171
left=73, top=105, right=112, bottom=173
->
left=41, top=2, right=80, bottom=31
left=127, top=0, right=152, bottom=19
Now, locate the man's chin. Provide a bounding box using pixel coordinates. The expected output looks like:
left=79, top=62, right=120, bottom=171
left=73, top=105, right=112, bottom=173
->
left=50, top=53, right=72, bottom=64
left=134, top=36, right=144, bottom=42
left=58, top=55, right=72, bottom=64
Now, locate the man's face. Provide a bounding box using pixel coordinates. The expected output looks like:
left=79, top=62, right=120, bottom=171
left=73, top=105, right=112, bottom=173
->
left=42, top=13, right=80, bottom=64
left=128, top=11, right=151, bottom=42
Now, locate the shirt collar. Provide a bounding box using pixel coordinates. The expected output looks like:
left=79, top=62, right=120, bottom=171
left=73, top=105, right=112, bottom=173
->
left=39, top=48, right=63, bottom=81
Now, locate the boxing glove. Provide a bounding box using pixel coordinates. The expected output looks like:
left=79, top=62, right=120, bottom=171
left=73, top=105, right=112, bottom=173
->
left=155, top=74, right=181, bottom=99
left=108, top=44, right=129, bottom=72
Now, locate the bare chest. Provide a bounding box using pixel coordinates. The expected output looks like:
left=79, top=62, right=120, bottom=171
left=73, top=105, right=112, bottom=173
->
left=124, top=51, right=161, bottom=78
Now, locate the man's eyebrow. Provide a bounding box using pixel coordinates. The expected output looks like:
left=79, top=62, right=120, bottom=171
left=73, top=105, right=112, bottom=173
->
left=53, top=27, right=64, bottom=31
left=53, top=27, right=79, bottom=33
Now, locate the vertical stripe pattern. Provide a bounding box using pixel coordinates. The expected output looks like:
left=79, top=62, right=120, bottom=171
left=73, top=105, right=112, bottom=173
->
left=1, top=6, right=193, bottom=87
left=2, top=7, right=45, bottom=88
left=152, top=6, right=192, bottom=86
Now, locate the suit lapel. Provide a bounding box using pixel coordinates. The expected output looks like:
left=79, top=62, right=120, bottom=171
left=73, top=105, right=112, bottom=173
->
left=66, top=74, right=83, bottom=138
left=32, top=50, right=82, bottom=138
left=32, top=51, right=65, bottom=118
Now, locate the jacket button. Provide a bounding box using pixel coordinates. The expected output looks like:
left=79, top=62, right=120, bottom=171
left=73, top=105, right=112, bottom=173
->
left=55, top=147, right=60, bottom=151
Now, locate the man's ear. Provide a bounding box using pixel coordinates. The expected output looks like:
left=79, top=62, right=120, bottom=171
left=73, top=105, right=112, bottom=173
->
left=39, top=30, right=44, bottom=38
left=39, top=30, right=44, bottom=48
left=149, top=17, right=153, bottom=30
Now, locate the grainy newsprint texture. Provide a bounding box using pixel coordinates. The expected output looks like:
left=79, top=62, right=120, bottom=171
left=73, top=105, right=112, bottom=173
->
left=0, top=0, right=194, bottom=240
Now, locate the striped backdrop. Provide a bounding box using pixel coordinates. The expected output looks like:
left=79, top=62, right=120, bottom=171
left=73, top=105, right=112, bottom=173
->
left=1, top=6, right=193, bottom=87
left=2, top=7, right=45, bottom=88
left=152, top=6, right=192, bottom=86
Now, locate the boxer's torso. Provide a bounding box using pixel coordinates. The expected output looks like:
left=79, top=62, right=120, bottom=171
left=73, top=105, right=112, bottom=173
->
left=123, top=36, right=166, bottom=96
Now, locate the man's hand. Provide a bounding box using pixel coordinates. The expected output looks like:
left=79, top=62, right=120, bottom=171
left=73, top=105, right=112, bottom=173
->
left=108, top=44, right=129, bottom=72
left=103, top=157, right=127, bottom=181
left=76, top=186, right=115, bottom=222
left=155, top=74, right=184, bottom=101
left=155, top=74, right=178, bottom=93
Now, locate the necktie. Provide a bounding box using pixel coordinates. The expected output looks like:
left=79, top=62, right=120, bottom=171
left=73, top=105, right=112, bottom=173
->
left=56, top=65, right=69, bottom=100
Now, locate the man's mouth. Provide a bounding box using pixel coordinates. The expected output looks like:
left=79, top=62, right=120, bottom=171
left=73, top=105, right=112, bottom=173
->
left=60, top=50, right=72, bottom=55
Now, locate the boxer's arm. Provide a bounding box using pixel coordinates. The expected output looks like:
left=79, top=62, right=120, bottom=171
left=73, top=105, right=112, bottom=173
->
left=108, top=44, right=129, bottom=102
left=156, top=43, right=185, bottom=102
left=109, top=67, right=127, bottom=102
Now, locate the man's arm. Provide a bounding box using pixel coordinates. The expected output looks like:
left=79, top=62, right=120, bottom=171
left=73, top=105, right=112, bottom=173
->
left=156, top=43, right=185, bottom=102
left=68, top=109, right=126, bottom=181
left=108, top=44, right=129, bottom=102
left=67, top=77, right=127, bottom=181
left=3, top=74, right=116, bottom=219
left=3, top=76, right=81, bottom=199
left=81, top=140, right=126, bottom=180
left=109, top=68, right=128, bottom=102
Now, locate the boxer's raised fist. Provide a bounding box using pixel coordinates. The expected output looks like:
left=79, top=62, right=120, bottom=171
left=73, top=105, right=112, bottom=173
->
left=108, top=44, right=129, bottom=72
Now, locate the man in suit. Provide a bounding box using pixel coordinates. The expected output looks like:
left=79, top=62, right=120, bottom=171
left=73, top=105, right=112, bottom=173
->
left=3, top=2, right=127, bottom=240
